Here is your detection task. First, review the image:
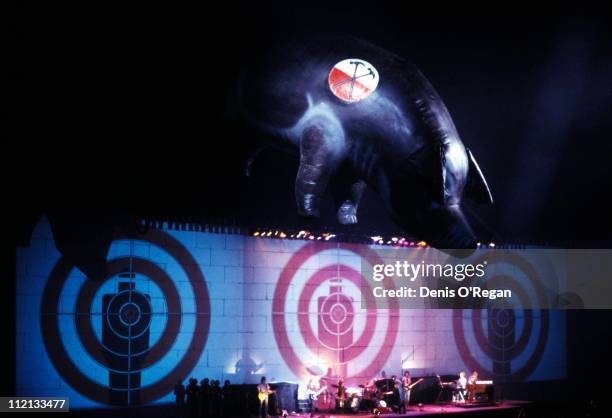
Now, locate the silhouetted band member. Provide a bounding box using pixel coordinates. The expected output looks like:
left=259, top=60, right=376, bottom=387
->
left=455, top=371, right=467, bottom=402
left=468, top=371, right=478, bottom=385
left=174, top=379, right=186, bottom=408
left=200, top=378, right=211, bottom=418
left=186, top=378, right=199, bottom=418
left=306, top=378, right=319, bottom=412
left=466, top=371, right=479, bottom=402
left=336, top=378, right=347, bottom=410
left=400, top=371, right=411, bottom=413
left=257, top=376, right=273, bottom=418
left=318, top=367, right=336, bottom=410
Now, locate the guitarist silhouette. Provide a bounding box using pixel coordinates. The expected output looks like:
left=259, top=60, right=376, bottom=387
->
left=257, top=376, right=274, bottom=418
left=401, top=371, right=424, bottom=412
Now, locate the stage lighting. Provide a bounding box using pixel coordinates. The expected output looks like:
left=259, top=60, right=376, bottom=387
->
left=371, top=235, right=383, bottom=242
left=489, top=242, right=495, bottom=248
left=279, top=232, right=287, bottom=238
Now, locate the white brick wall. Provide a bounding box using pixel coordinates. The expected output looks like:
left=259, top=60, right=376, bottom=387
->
left=15, top=218, right=565, bottom=408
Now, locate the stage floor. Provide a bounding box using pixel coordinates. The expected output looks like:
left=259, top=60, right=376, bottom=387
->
left=69, top=400, right=532, bottom=417
left=297, top=401, right=531, bottom=417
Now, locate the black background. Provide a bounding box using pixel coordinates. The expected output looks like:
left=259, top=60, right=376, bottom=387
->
left=13, top=3, right=612, bottom=246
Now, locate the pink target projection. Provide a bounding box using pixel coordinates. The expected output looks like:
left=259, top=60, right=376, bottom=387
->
left=271, top=242, right=399, bottom=384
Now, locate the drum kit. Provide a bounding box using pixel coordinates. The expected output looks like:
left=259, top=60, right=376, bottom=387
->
left=310, top=377, right=398, bottom=413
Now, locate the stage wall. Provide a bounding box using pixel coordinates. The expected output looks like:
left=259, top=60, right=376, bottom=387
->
left=16, top=219, right=565, bottom=408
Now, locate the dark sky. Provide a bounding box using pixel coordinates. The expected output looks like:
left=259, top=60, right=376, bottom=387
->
left=16, top=4, right=612, bottom=246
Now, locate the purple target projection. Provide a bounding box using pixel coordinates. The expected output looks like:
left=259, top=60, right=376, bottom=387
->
left=16, top=219, right=566, bottom=408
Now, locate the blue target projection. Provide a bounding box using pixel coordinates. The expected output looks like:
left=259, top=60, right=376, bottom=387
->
left=16, top=219, right=567, bottom=408
left=18, top=220, right=210, bottom=407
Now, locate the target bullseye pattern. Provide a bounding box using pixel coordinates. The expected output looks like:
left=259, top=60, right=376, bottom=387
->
left=40, top=230, right=210, bottom=406
left=272, top=242, right=399, bottom=383
left=107, top=291, right=149, bottom=339
left=75, top=257, right=182, bottom=368
left=452, top=252, right=550, bottom=382
left=297, top=266, right=377, bottom=359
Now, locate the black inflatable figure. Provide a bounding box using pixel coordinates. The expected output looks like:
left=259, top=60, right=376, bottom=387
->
left=238, top=35, right=493, bottom=249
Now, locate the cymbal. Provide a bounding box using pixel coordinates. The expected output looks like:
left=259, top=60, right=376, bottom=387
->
left=306, top=365, right=324, bottom=376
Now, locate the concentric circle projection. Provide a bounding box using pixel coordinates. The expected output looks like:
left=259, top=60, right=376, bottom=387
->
left=40, top=230, right=210, bottom=406
left=296, top=266, right=377, bottom=360
left=75, top=258, right=182, bottom=368
left=105, top=287, right=151, bottom=340
left=452, top=252, right=551, bottom=382
left=272, top=242, right=399, bottom=384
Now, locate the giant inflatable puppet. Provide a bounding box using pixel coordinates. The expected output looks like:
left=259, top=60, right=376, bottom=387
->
left=237, top=36, right=493, bottom=249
